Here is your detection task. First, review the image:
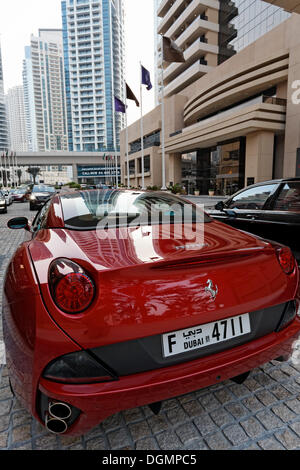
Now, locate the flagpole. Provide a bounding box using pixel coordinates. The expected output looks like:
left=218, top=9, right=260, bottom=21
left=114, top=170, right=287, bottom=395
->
left=125, top=110, right=130, bottom=189
left=3, top=151, right=7, bottom=189
left=11, top=152, right=15, bottom=188
left=14, top=152, right=18, bottom=187
left=160, top=36, right=167, bottom=191
left=140, top=62, right=145, bottom=190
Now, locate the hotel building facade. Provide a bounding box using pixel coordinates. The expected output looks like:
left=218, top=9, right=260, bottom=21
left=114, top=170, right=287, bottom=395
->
left=121, top=1, right=300, bottom=196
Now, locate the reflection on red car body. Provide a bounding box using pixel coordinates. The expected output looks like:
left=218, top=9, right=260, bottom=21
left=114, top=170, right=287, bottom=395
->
left=2, top=190, right=300, bottom=435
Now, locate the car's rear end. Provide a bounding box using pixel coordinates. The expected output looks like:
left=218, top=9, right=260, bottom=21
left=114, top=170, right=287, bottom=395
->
left=3, top=190, right=300, bottom=436
left=12, top=190, right=26, bottom=202
left=0, top=191, right=7, bottom=213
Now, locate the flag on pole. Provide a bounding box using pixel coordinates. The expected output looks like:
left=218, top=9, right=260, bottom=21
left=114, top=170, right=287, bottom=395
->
left=141, top=65, right=152, bottom=90
left=162, top=36, right=185, bottom=63
left=114, top=96, right=126, bottom=114
left=126, top=83, right=139, bottom=107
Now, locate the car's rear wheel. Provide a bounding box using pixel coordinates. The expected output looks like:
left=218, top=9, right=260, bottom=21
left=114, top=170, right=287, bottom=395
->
left=30, top=203, right=36, bottom=211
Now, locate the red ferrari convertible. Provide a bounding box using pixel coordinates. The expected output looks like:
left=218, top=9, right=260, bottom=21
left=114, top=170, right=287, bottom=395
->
left=2, top=190, right=300, bottom=436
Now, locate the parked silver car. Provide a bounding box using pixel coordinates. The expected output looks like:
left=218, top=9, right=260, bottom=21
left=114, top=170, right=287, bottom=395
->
left=3, top=190, right=14, bottom=206
left=0, top=191, right=7, bottom=213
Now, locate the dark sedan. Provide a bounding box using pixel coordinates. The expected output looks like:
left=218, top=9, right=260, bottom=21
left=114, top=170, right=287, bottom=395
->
left=29, top=185, right=56, bottom=211
left=207, top=178, right=300, bottom=261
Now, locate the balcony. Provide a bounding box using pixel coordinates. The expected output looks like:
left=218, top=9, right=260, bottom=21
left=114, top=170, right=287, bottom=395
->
left=218, top=44, right=236, bottom=64
left=163, top=38, right=218, bottom=84
left=158, top=0, right=219, bottom=39
left=164, top=61, right=212, bottom=97
left=219, top=0, right=238, bottom=23
left=219, top=23, right=238, bottom=45
left=157, top=0, right=173, bottom=18
left=168, top=15, right=219, bottom=51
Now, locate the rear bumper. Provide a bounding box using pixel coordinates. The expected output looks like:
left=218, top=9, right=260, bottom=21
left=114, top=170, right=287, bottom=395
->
left=38, top=317, right=300, bottom=436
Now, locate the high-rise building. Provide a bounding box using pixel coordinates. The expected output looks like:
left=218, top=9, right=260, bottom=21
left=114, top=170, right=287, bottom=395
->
left=5, top=86, right=28, bottom=152
left=154, top=0, right=238, bottom=99
left=61, top=0, right=125, bottom=153
left=0, top=42, right=8, bottom=152
left=23, top=46, right=38, bottom=151
left=23, top=29, right=69, bottom=152
left=121, top=3, right=300, bottom=193
left=231, top=0, right=290, bottom=52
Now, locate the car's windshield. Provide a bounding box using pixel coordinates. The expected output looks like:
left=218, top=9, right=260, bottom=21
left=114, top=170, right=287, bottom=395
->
left=32, top=185, right=55, bottom=193
left=61, top=190, right=210, bottom=230
left=15, top=189, right=26, bottom=194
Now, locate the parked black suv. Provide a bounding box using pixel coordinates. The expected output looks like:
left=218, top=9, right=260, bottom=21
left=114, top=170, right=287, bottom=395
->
left=207, top=178, right=300, bottom=261
left=29, top=185, right=56, bottom=211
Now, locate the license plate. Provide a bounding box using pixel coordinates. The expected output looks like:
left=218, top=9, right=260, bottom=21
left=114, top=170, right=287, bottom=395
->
left=162, top=313, right=251, bottom=358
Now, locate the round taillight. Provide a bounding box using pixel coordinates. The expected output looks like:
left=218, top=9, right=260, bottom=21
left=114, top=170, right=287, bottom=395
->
left=54, top=273, right=94, bottom=313
left=276, top=247, right=296, bottom=275
left=49, top=259, right=95, bottom=314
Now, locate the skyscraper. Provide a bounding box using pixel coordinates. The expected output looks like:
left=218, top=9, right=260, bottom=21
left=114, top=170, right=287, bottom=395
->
left=0, top=42, right=8, bottom=152
left=23, top=29, right=69, bottom=152
left=154, top=0, right=238, bottom=99
left=5, top=86, right=28, bottom=152
left=231, top=0, right=290, bottom=52
left=61, top=0, right=125, bottom=152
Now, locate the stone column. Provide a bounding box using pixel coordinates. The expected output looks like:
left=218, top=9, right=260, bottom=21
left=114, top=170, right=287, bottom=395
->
left=245, top=131, right=275, bottom=184
left=72, top=164, right=78, bottom=183
left=167, top=153, right=182, bottom=186
left=284, top=44, right=300, bottom=177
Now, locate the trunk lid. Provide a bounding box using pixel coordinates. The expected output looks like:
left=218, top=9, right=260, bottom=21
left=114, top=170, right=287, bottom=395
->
left=29, top=220, right=299, bottom=349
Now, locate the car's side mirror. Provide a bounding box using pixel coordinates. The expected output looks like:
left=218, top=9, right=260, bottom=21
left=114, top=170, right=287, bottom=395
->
left=7, top=217, right=30, bottom=231
left=215, top=201, right=225, bottom=211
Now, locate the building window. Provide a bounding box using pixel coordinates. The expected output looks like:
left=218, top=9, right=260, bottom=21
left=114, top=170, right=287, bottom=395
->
left=138, top=155, right=150, bottom=174
left=181, top=138, right=245, bottom=196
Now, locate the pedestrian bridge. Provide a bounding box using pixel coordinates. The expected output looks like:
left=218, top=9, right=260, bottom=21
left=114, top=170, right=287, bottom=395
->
left=16, top=151, right=120, bottom=182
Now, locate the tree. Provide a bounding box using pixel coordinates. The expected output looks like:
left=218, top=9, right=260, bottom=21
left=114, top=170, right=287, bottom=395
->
left=27, top=167, right=40, bottom=184
left=17, top=169, right=22, bottom=186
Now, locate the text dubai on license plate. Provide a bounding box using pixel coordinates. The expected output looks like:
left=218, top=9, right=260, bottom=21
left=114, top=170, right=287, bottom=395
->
left=162, top=313, right=251, bottom=357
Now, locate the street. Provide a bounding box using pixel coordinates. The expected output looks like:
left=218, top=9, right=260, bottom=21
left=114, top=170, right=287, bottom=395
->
left=1, top=202, right=300, bottom=450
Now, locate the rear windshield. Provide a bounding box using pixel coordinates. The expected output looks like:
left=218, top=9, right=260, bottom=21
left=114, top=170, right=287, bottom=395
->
left=61, top=190, right=210, bottom=230
left=33, top=185, right=55, bottom=193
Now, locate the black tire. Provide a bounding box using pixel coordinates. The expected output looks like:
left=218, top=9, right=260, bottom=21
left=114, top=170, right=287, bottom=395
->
left=30, top=204, right=36, bottom=211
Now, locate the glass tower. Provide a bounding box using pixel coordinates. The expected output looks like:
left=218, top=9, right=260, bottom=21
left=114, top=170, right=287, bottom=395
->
left=61, top=0, right=125, bottom=153
left=0, top=43, right=8, bottom=152
left=231, top=0, right=290, bottom=52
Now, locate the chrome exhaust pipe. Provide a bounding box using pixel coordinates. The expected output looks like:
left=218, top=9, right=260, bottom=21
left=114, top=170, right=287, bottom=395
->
left=45, top=413, right=68, bottom=434
left=48, top=401, right=72, bottom=420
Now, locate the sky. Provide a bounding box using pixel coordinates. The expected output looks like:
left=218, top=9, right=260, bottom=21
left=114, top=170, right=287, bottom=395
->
left=0, top=0, right=155, bottom=124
